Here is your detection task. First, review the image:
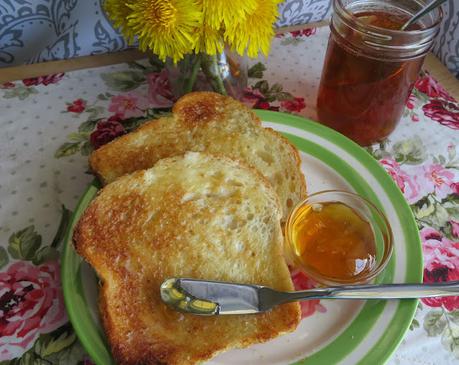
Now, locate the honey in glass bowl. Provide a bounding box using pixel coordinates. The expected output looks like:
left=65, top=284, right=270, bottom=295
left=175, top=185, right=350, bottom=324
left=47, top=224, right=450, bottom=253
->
left=317, top=0, right=442, bottom=146
left=285, top=191, right=393, bottom=286
left=291, top=201, right=376, bottom=280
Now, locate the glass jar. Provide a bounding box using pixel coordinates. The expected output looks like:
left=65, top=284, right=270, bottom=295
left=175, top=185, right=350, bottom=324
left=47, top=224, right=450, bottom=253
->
left=166, top=48, right=248, bottom=100
left=317, top=0, right=442, bottom=146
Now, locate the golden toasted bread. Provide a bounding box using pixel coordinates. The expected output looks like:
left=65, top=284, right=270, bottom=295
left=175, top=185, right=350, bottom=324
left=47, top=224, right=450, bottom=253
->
left=89, top=91, right=306, bottom=221
left=74, top=152, right=301, bottom=365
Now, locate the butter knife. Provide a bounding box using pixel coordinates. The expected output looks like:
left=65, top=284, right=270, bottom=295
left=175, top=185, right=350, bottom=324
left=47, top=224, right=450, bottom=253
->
left=160, top=277, right=459, bottom=315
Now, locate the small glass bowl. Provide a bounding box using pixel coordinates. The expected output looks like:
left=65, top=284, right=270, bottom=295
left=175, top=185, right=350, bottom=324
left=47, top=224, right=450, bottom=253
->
left=284, top=190, right=393, bottom=286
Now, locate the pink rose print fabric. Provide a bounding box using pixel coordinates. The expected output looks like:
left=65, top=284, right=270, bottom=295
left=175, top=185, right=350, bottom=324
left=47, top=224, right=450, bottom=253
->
left=418, top=164, right=455, bottom=200
left=0, top=261, right=67, bottom=360
left=422, top=100, right=459, bottom=130
left=108, top=93, right=149, bottom=119
left=379, top=158, right=422, bottom=204
left=421, top=227, right=459, bottom=311
left=90, top=117, right=126, bottom=149
left=146, top=69, right=174, bottom=108
left=410, top=72, right=459, bottom=130
left=414, top=74, right=454, bottom=102
left=67, top=98, right=87, bottom=113
left=22, top=73, right=65, bottom=87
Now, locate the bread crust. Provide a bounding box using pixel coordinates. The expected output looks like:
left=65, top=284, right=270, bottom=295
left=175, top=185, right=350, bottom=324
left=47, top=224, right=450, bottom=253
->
left=89, top=92, right=306, bottom=221
left=74, top=152, right=301, bottom=365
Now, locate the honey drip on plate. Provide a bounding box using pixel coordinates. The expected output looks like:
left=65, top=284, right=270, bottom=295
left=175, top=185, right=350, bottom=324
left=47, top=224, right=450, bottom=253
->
left=292, top=202, right=376, bottom=280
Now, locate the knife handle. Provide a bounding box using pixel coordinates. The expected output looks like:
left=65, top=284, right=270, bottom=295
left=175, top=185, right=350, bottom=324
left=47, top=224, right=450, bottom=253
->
left=282, top=281, right=459, bottom=302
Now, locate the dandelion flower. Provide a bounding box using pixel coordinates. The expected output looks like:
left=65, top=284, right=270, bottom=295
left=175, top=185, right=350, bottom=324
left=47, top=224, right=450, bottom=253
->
left=194, top=25, right=224, bottom=55
left=225, top=0, right=281, bottom=58
left=127, top=0, right=202, bottom=62
left=200, top=0, right=258, bottom=29
left=103, top=0, right=136, bottom=43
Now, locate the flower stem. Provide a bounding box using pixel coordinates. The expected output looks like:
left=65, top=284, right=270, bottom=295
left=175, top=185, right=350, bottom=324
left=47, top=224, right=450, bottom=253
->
left=183, top=54, right=202, bottom=94
left=201, top=54, right=227, bottom=96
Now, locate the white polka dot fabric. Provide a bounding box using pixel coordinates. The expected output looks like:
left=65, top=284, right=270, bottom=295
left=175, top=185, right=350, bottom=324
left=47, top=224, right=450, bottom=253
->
left=0, top=25, right=458, bottom=364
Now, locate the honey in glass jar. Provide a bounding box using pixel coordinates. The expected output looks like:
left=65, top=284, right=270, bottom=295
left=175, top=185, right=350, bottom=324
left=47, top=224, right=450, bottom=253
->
left=317, top=0, right=442, bottom=146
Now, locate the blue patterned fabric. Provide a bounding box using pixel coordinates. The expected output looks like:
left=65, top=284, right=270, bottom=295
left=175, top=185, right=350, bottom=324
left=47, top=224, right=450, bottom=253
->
left=432, top=0, right=459, bottom=78
left=0, top=0, right=457, bottom=78
left=0, top=0, right=126, bottom=66
left=276, top=0, right=332, bottom=26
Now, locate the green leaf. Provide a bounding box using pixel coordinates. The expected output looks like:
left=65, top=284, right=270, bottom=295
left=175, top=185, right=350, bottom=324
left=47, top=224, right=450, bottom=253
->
left=253, top=80, right=269, bottom=95
left=441, top=322, right=459, bottom=358
left=413, top=195, right=452, bottom=230
left=17, top=352, right=36, bottom=365
left=447, top=311, right=459, bottom=325
left=86, top=106, right=105, bottom=120
left=43, top=339, right=86, bottom=365
left=100, top=71, right=145, bottom=91
left=147, top=57, right=166, bottom=73
left=373, top=149, right=392, bottom=160
left=80, top=141, right=93, bottom=156
left=122, top=116, right=150, bottom=132
left=3, top=86, right=38, bottom=100
left=32, top=246, right=59, bottom=265
left=280, top=37, right=303, bottom=46
left=248, top=62, right=266, bottom=78
left=78, top=119, right=99, bottom=133
left=38, top=331, right=76, bottom=358
left=413, top=196, right=436, bottom=220
left=0, top=247, right=8, bottom=269
left=6, top=324, right=84, bottom=365
left=97, top=93, right=108, bottom=100
left=146, top=108, right=172, bottom=119
left=276, top=91, right=294, bottom=101
left=269, top=83, right=283, bottom=94
left=264, top=95, right=276, bottom=103
left=439, top=154, right=447, bottom=165
left=67, top=132, right=88, bottom=142
left=8, top=226, right=42, bottom=260
left=392, top=136, right=426, bottom=165
left=54, top=142, right=81, bottom=158
left=424, top=309, right=447, bottom=336
left=409, top=318, right=420, bottom=330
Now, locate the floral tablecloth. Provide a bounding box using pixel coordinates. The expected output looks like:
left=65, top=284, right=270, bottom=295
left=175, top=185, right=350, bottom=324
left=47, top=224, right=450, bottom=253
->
left=1, top=26, right=458, bottom=365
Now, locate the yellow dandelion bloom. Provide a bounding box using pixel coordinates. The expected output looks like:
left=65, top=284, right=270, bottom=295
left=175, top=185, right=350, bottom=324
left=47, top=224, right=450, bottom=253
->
left=194, top=25, right=224, bottom=55
left=225, top=0, right=281, bottom=58
left=103, top=0, right=136, bottom=43
left=200, top=0, right=258, bottom=29
left=127, top=0, right=202, bottom=62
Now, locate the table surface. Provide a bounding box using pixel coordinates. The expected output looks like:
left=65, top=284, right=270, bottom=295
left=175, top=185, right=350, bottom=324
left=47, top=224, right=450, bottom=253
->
left=1, top=24, right=459, bottom=365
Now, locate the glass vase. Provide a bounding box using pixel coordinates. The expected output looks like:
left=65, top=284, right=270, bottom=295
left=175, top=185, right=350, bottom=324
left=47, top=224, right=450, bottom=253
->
left=166, top=48, right=248, bottom=100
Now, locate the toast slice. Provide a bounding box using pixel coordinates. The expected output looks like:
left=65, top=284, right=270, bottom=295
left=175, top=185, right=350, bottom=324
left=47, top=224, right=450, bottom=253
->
left=89, top=92, right=306, bottom=221
left=74, top=152, right=301, bottom=365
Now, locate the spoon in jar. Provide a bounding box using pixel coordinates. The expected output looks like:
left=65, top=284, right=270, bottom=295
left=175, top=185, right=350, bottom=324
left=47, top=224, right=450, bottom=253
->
left=400, top=0, right=447, bottom=31
left=161, top=278, right=459, bottom=315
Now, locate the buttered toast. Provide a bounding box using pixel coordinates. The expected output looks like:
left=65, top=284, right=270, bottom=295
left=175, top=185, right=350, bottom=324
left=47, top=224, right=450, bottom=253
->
left=74, top=152, right=301, bottom=365
left=89, top=92, right=306, bottom=221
